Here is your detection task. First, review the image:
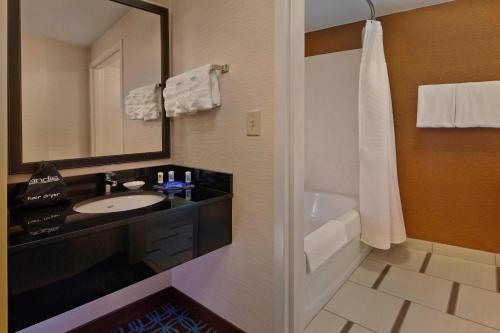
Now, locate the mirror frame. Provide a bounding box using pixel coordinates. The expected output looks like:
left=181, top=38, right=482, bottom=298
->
left=7, top=0, right=170, bottom=174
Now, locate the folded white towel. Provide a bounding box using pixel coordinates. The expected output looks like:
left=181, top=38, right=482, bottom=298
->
left=417, top=84, right=456, bottom=128
left=163, top=64, right=221, bottom=117
left=125, top=84, right=161, bottom=121
left=304, top=219, right=349, bottom=274
left=455, top=81, right=500, bottom=128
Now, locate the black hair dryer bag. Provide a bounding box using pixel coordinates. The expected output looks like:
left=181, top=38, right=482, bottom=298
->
left=17, top=162, right=68, bottom=209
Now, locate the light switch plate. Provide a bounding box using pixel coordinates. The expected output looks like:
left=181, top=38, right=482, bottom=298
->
left=247, top=111, right=261, bottom=136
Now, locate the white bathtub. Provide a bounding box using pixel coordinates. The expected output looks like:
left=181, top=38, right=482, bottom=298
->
left=304, top=191, right=371, bottom=325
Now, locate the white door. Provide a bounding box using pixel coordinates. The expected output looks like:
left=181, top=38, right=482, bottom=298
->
left=90, top=48, right=123, bottom=156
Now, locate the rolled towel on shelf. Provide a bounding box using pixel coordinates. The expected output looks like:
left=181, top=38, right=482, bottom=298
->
left=125, top=83, right=161, bottom=121
left=163, top=64, right=223, bottom=118
left=455, top=81, right=500, bottom=128
left=417, top=84, right=456, bottom=128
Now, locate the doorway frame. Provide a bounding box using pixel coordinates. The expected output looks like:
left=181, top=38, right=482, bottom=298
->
left=89, top=40, right=125, bottom=156
left=0, top=0, right=8, bottom=331
left=273, top=0, right=305, bottom=332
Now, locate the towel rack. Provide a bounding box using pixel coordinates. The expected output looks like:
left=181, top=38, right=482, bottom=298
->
left=214, top=64, right=230, bottom=73
left=156, top=64, right=230, bottom=88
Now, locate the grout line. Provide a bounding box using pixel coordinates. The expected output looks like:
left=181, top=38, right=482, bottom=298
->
left=369, top=257, right=498, bottom=294
left=372, top=264, right=391, bottom=289
left=322, top=309, right=375, bottom=332
left=347, top=280, right=500, bottom=331
left=340, top=321, right=354, bottom=333
left=390, top=300, right=411, bottom=333
left=497, top=267, right=500, bottom=293
left=447, top=282, right=460, bottom=315
left=419, top=252, right=432, bottom=273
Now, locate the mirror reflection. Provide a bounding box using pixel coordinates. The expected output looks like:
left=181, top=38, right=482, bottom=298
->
left=20, top=0, right=163, bottom=163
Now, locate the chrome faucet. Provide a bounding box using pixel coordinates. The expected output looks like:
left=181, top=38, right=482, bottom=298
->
left=104, top=172, right=118, bottom=194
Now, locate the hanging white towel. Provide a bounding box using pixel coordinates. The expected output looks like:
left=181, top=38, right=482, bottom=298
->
left=359, top=20, right=406, bottom=250
left=455, top=81, right=500, bottom=128
left=417, top=84, right=456, bottom=128
left=163, top=64, right=221, bottom=117
left=125, top=84, right=161, bottom=121
left=304, top=219, right=349, bottom=274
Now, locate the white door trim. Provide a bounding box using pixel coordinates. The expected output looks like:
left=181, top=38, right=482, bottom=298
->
left=273, top=0, right=305, bottom=332
left=89, top=40, right=124, bottom=156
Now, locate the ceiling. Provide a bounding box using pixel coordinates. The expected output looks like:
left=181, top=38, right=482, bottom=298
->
left=306, top=0, right=453, bottom=32
left=21, top=0, right=132, bottom=47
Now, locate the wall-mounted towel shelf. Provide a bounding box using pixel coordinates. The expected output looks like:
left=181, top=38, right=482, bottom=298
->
left=157, top=64, right=230, bottom=88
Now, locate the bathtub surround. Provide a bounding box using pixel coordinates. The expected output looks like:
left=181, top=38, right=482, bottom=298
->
left=305, top=50, right=360, bottom=197
left=304, top=192, right=371, bottom=325
left=304, top=216, right=349, bottom=273
left=358, top=20, right=406, bottom=249
left=305, top=0, right=500, bottom=253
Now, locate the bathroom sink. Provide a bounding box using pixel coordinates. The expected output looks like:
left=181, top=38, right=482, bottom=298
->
left=73, top=192, right=166, bottom=214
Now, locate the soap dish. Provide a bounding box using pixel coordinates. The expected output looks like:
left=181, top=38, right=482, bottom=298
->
left=123, top=181, right=145, bottom=191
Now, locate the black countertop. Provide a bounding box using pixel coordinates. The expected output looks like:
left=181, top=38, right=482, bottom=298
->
left=8, top=164, right=232, bottom=251
left=8, top=165, right=233, bottom=332
left=8, top=185, right=231, bottom=253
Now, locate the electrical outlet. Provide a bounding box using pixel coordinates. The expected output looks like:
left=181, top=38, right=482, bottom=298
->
left=247, top=111, right=261, bottom=136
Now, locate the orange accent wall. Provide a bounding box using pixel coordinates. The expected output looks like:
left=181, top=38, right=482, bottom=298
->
left=306, top=0, right=500, bottom=253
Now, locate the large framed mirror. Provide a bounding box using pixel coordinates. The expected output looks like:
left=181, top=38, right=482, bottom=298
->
left=8, top=0, right=170, bottom=174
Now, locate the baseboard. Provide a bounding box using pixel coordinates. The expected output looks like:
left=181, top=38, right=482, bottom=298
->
left=70, top=287, right=245, bottom=333
left=399, top=238, right=500, bottom=267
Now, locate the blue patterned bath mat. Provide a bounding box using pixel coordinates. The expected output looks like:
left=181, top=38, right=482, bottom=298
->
left=109, top=302, right=218, bottom=333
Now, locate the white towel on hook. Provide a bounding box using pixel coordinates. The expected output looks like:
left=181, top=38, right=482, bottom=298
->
left=417, top=84, right=456, bottom=128
left=163, top=64, right=221, bottom=117
left=125, top=84, right=161, bottom=121
left=455, top=81, right=500, bottom=128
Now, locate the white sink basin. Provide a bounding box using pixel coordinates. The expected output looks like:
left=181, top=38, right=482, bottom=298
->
left=73, top=192, right=166, bottom=214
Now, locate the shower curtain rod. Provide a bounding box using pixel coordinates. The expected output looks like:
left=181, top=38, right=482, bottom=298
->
left=365, top=0, right=376, bottom=20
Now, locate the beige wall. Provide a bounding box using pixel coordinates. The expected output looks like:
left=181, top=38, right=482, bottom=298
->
left=169, top=0, right=275, bottom=331
left=21, top=35, right=91, bottom=162
left=91, top=8, right=163, bottom=155
left=305, top=50, right=361, bottom=198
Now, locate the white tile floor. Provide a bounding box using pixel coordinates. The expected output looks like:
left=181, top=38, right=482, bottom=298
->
left=306, top=247, right=500, bottom=333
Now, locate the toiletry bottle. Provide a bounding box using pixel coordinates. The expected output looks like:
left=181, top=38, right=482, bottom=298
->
left=157, top=172, right=164, bottom=185
left=168, top=171, right=175, bottom=182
